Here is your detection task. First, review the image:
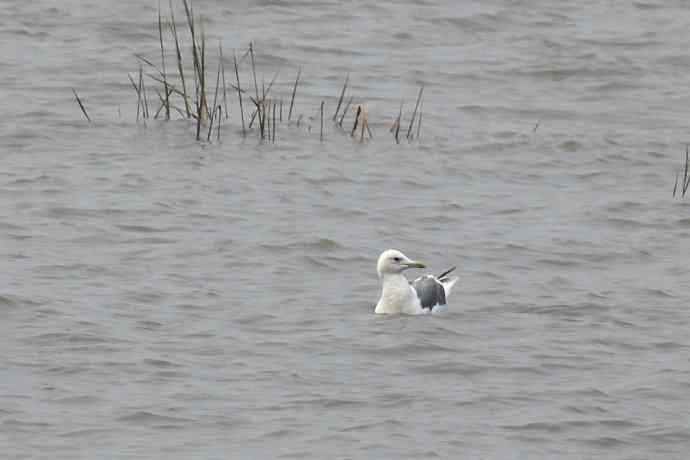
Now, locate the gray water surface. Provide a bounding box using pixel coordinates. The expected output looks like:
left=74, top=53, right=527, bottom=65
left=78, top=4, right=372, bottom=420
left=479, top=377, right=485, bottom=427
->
left=3, top=1, right=690, bottom=458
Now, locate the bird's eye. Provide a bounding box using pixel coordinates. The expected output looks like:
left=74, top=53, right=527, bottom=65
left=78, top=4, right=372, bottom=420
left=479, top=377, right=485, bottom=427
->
left=393, top=257, right=401, bottom=262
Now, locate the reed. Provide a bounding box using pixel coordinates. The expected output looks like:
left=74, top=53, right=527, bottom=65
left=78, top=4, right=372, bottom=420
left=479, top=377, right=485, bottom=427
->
left=216, top=105, right=222, bottom=140
left=72, top=89, right=91, bottom=122
left=407, top=84, right=423, bottom=140
left=683, top=145, right=690, bottom=198
left=233, top=50, right=246, bottom=136
left=139, top=65, right=150, bottom=119
left=673, top=145, right=690, bottom=198
left=122, top=2, right=436, bottom=145
left=332, top=74, right=349, bottom=121
left=207, top=102, right=215, bottom=141
left=338, top=95, right=352, bottom=127
left=220, top=43, right=228, bottom=119
left=211, top=46, right=222, bottom=124
left=128, top=73, right=142, bottom=121
left=416, top=100, right=423, bottom=140
left=249, top=42, right=259, bottom=101
left=320, top=100, right=324, bottom=141
left=288, top=66, right=301, bottom=122
left=393, top=99, right=403, bottom=144
left=272, top=101, right=277, bottom=142
left=169, top=0, right=190, bottom=117
left=158, top=3, right=170, bottom=120
left=351, top=105, right=361, bottom=137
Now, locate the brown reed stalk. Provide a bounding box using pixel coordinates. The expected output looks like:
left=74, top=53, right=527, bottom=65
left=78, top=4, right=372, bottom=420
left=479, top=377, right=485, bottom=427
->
left=338, top=95, right=352, bottom=127
left=674, top=171, right=679, bottom=198
left=169, top=0, right=190, bottom=117
left=279, top=99, right=283, bottom=122
left=233, top=50, right=246, bottom=136
left=248, top=109, right=257, bottom=128
left=332, top=74, right=349, bottom=121
left=158, top=3, right=170, bottom=120
left=296, top=114, right=303, bottom=127
left=407, top=84, right=424, bottom=140
left=288, top=66, right=301, bottom=122
left=320, top=101, right=324, bottom=141
left=72, top=89, right=91, bottom=122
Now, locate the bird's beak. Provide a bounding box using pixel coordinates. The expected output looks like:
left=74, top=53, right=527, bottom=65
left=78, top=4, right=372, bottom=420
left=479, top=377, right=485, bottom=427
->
left=402, top=260, right=426, bottom=269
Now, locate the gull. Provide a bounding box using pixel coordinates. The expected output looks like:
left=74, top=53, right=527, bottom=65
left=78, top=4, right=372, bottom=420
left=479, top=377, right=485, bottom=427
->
left=375, top=249, right=458, bottom=315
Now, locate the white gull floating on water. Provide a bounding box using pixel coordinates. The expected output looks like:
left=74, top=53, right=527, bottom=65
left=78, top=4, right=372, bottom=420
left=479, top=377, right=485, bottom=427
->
left=375, top=249, right=458, bottom=315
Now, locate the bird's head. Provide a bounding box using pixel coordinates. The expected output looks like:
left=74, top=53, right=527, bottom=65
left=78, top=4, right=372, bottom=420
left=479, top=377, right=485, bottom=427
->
left=376, top=249, right=425, bottom=277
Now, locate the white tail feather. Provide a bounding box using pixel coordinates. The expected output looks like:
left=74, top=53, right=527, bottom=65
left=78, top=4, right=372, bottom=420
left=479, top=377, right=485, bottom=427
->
left=441, top=277, right=458, bottom=298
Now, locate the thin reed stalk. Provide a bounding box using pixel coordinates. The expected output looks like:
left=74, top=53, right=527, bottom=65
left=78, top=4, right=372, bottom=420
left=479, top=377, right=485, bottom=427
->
left=139, top=66, right=149, bottom=119
left=416, top=101, right=423, bottom=140
left=394, top=100, right=403, bottom=144
left=207, top=103, right=215, bottom=141
left=216, top=105, right=222, bottom=141
left=220, top=43, right=228, bottom=119
left=233, top=50, right=245, bottom=136
left=158, top=3, right=170, bottom=120
left=72, top=89, right=91, bottom=122
left=249, top=42, right=259, bottom=101
left=211, top=48, right=221, bottom=122
left=169, top=0, right=190, bottom=117
left=288, top=66, right=301, bottom=122
left=683, top=145, right=690, bottom=198
left=272, top=101, right=277, bottom=143
left=338, top=95, right=352, bottom=127
left=332, top=74, right=349, bottom=121
left=248, top=109, right=257, bottom=129
left=128, top=73, right=142, bottom=121
left=351, top=105, right=361, bottom=137
left=320, top=101, right=324, bottom=142
left=407, top=84, right=424, bottom=140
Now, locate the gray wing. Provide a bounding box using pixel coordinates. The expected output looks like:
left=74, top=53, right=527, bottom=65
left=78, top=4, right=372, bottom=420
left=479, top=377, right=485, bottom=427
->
left=411, top=275, right=446, bottom=310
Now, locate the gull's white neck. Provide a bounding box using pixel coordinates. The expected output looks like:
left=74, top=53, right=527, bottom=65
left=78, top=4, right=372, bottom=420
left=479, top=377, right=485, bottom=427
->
left=375, top=273, right=422, bottom=314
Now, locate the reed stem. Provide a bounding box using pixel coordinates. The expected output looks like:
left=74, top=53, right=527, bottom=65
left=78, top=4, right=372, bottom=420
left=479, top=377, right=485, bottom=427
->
left=158, top=3, right=170, bottom=120
left=320, top=101, right=324, bottom=142
left=332, top=74, right=349, bottom=121
left=407, top=84, right=424, bottom=140
left=72, top=89, right=91, bottom=122
left=233, top=50, right=246, bottom=136
left=288, top=66, right=301, bottom=122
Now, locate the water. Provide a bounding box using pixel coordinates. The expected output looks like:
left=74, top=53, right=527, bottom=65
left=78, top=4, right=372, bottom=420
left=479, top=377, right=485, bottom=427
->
left=3, top=0, right=690, bottom=458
